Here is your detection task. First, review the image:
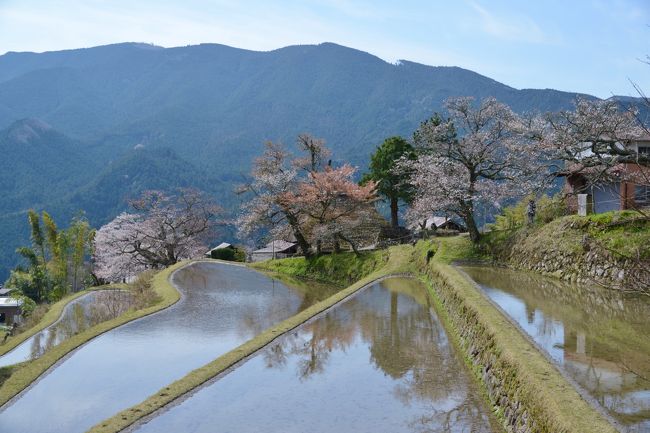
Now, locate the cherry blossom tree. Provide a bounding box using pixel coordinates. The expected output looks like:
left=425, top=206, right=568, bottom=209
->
left=237, top=141, right=313, bottom=257
left=94, top=189, right=219, bottom=282
left=543, top=98, right=646, bottom=187
left=404, top=97, right=546, bottom=243
left=542, top=98, right=649, bottom=296
left=238, top=136, right=378, bottom=256
left=294, top=133, right=331, bottom=173
left=287, top=165, right=377, bottom=254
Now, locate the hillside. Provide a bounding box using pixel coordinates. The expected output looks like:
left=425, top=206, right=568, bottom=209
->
left=0, top=119, right=98, bottom=213
left=0, top=142, right=234, bottom=280
left=0, top=42, right=624, bottom=168
left=484, top=211, right=650, bottom=290
left=0, top=41, right=646, bottom=280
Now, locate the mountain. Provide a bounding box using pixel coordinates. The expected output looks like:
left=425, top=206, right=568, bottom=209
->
left=0, top=118, right=98, bottom=213
left=0, top=41, right=647, bottom=280
left=60, top=146, right=232, bottom=224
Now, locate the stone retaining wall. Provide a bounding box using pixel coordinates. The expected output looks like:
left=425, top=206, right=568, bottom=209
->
left=419, top=257, right=617, bottom=433
left=504, top=232, right=633, bottom=288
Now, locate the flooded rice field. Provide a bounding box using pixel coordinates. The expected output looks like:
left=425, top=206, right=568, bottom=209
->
left=0, top=262, right=338, bottom=433
left=133, top=277, right=501, bottom=433
left=462, top=266, right=650, bottom=433
left=0, top=290, right=131, bottom=368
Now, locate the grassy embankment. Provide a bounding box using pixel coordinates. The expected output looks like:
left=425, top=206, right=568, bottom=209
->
left=483, top=210, right=650, bottom=280
left=89, top=247, right=412, bottom=433
left=92, top=238, right=616, bottom=433
left=0, top=261, right=186, bottom=407
left=417, top=236, right=617, bottom=433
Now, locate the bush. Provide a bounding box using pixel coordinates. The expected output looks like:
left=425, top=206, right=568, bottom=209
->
left=491, top=194, right=566, bottom=231
left=16, top=303, right=47, bottom=334
left=129, top=270, right=159, bottom=309
left=536, top=194, right=567, bottom=224
left=210, top=247, right=246, bottom=262
left=492, top=197, right=529, bottom=231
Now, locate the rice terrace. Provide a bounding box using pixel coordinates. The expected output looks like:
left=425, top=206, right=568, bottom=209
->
left=0, top=1, right=649, bottom=432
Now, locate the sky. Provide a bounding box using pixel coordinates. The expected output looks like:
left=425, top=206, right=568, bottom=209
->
left=0, top=0, right=648, bottom=98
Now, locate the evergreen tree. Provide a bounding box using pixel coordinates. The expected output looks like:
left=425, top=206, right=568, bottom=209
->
left=361, top=136, right=416, bottom=227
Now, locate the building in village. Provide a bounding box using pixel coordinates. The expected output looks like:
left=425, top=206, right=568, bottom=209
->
left=0, top=285, right=22, bottom=326
left=250, top=240, right=298, bottom=262
left=409, top=216, right=465, bottom=235
left=563, top=136, right=650, bottom=214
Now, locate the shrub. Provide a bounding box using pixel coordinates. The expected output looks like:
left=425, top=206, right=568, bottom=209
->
left=491, top=194, right=566, bottom=231
left=210, top=247, right=246, bottom=262
left=536, top=194, right=567, bottom=224
left=16, top=303, right=47, bottom=334
left=492, top=196, right=529, bottom=231
left=129, top=270, right=159, bottom=309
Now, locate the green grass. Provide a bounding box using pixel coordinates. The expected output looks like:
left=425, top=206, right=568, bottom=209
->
left=251, top=249, right=390, bottom=286
left=0, top=261, right=186, bottom=407
left=484, top=210, right=650, bottom=262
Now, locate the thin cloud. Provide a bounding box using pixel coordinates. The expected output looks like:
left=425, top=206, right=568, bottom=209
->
left=469, top=1, right=557, bottom=44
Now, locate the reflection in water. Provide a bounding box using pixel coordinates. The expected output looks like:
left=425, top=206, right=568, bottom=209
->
left=0, top=263, right=338, bottom=433
left=0, top=290, right=132, bottom=368
left=135, top=278, right=500, bottom=433
left=462, top=266, right=650, bottom=433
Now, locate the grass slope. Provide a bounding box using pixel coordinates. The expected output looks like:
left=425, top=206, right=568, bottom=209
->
left=250, top=249, right=389, bottom=286
left=419, top=237, right=617, bottom=433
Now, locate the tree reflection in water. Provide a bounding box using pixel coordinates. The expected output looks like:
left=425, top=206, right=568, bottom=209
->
left=463, top=266, right=650, bottom=432
left=260, top=279, right=497, bottom=432
left=27, top=291, right=132, bottom=361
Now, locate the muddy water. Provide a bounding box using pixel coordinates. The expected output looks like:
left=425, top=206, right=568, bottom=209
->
left=0, top=290, right=132, bottom=368
left=462, top=266, right=650, bottom=433
left=0, top=262, right=338, bottom=433
left=134, top=278, right=500, bottom=433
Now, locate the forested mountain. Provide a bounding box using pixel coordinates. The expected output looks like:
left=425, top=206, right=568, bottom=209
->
left=0, top=41, right=646, bottom=279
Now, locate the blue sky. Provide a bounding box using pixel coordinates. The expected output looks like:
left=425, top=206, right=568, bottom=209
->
left=0, top=0, right=648, bottom=98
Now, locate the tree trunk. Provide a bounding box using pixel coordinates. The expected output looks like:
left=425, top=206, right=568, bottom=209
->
left=465, top=215, right=481, bottom=244
left=338, top=233, right=360, bottom=256
left=285, top=212, right=312, bottom=258
left=390, top=197, right=399, bottom=228
left=464, top=176, right=481, bottom=244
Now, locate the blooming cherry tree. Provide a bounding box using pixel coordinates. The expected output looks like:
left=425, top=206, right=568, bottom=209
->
left=404, top=97, right=546, bottom=242
left=543, top=98, right=646, bottom=186
left=238, top=136, right=378, bottom=255
left=287, top=165, right=377, bottom=253
left=94, top=189, right=219, bottom=281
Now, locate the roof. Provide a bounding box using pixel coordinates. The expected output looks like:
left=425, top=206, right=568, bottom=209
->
left=0, top=297, right=23, bottom=307
left=252, top=240, right=297, bottom=254
left=208, top=242, right=233, bottom=252
left=0, top=288, right=12, bottom=296
left=421, top=217, right=458, bottom=230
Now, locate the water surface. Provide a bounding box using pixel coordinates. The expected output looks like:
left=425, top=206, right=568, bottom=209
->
left=462, top=266, right=650, bottom=433
left=134, top=278, right=500, bottom=433
left=0, top=262, right=338, bottom=433
left=0, top=290, right=131, bottom=368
